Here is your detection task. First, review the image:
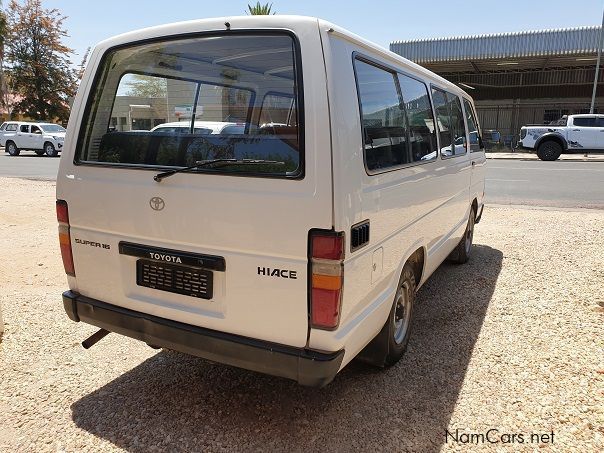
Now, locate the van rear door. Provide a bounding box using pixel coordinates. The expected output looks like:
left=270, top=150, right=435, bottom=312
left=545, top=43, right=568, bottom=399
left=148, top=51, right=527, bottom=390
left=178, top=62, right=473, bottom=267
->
left=57, top=26, right=332, bottom=348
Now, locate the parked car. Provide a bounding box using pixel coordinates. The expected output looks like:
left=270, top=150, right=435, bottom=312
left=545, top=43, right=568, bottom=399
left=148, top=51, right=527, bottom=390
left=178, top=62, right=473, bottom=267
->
left=150, top=121, right=246, bottom=135
left=0, top=121, right=66, bottom=157
left=56, top=16, right=486, bottom=387
left=518, top=114, right=604, bottom=160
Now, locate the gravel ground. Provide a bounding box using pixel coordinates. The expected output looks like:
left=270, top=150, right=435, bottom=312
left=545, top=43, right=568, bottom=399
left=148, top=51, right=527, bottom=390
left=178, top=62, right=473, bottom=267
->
left=0, top=177, right=602, bottom=452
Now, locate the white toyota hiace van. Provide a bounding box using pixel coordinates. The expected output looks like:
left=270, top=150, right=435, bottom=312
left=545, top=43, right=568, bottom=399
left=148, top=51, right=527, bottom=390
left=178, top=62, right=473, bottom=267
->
left=57, top=16, right=486, bottom=387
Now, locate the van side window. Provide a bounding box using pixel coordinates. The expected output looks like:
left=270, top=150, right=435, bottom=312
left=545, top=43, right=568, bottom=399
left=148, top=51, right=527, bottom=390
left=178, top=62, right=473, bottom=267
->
left=20, top=125, right=29, bottom=133
left=355, top=59, right=409, bottom=172
left=432, top=88, right=451, bottom=156
left=5, top=123, right=17, bottom=131
left=0, top=123, right=6, bottom=131
left=259, top=93, right=297, bottom=129
left=431, top=88, right=467, bottom=157
left=195, top=83, right=253, bottom=125
left=463, top=98, right=484, bottom=152
left=449, top=93, right=467, bottom=156
left=397, top=74, right=438, bottom=161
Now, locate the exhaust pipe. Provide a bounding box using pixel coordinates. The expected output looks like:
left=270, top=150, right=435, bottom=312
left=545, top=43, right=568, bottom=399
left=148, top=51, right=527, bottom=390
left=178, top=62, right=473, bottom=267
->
left=82, top=328, right=110, bottom=349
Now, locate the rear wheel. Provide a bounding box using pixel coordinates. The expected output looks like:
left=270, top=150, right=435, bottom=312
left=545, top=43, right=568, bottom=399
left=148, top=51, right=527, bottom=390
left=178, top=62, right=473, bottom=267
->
left=44, top=142, right=58, bottom=157
left=6, top=141, right=19, bottom=156
left=384, top=264, right=416, bottom=366
left=536, top=140, right=562, bottom=161
left=35, top=150, right=45, bottom=156
left=356, top=263, right=416, bottom=367
left=449, top=205, right=476, bottom=264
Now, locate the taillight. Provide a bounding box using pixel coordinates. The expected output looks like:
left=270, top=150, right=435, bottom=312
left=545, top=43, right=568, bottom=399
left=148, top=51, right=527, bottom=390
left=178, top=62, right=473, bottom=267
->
left=309, top=230, right=344, bottom=330
left=56, top=200, right=75, bottom=276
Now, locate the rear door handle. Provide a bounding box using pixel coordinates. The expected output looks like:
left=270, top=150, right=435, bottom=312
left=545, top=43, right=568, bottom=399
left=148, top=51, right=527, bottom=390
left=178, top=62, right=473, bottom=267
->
left=572, top=129, right=580, bottom=131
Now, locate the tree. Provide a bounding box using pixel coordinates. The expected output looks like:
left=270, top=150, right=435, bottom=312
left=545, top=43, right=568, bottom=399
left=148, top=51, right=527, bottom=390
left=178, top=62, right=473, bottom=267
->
left=0, top=5, right=6, bottom=56
left=0, top=2, right=8, bottom=117
left=76, top=46, right=90, bottom=81
left=4, top=0, right=77, bottom=122
left=247, top=2, right=275, bottom=15
left=124, top=74, right=167, bottom=98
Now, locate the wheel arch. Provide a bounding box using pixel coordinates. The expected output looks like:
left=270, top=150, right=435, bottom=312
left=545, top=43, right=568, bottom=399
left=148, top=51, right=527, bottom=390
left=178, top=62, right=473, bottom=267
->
left=406, top=247, right=425, bottom=290
left=535, top=132, right=567, bottom=151
left=356, top=248, right=423, bottom=368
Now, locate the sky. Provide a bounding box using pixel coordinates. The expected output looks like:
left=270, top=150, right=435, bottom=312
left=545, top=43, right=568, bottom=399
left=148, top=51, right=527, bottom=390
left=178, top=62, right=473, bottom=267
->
left=40, top=0, right=604, bottom=64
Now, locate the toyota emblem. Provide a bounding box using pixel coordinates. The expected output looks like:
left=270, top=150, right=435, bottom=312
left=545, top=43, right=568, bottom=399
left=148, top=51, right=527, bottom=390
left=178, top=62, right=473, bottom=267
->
left=149, top=197, right=165, bottom=211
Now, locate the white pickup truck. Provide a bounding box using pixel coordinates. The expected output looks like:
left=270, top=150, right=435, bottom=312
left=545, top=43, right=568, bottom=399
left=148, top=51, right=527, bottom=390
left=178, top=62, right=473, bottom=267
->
left=0, top=121, right=66, bottom=157
left=518, top=114, right=604, bottom=160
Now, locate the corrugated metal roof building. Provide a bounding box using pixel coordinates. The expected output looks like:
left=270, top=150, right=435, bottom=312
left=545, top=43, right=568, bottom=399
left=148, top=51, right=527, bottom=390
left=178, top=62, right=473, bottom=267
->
left=391, top=26, right=602, bottom=63
left=390, top=27, right=604, bottom=147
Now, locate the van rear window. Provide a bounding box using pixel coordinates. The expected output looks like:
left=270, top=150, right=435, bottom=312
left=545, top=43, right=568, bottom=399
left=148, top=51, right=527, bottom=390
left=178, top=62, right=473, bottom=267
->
left=77, top=33, right=303, bottom=178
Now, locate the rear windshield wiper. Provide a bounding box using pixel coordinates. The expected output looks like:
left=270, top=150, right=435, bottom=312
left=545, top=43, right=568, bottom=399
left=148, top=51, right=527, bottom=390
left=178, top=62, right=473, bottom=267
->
left=153, top=159, right=285, bottom=182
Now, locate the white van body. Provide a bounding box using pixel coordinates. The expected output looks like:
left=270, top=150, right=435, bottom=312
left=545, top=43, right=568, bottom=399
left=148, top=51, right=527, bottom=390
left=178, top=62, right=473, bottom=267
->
left=57, top=16, right=485, bottom=387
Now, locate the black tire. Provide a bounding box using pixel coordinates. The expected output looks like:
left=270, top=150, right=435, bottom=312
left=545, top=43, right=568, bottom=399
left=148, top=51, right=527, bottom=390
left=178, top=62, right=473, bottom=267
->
left=44, top=142, right=58, bottom=157
left=449, top=206, right=476, bottom=264
left=384, top=264, right=416, bottom=365
left=375, top=263, right=417, bottom=366
left=355, top=263, right=417, bottom=367
left=35, top=150, right=45, bottom=156
left=6, top=141, right=19, bottom=156
left=536, top=140, right=562, bottom=161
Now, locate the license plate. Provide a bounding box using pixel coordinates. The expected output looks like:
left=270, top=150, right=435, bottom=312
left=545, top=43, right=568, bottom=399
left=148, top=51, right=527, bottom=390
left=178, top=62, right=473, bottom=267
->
left=136, top=259, right=213, bottom=299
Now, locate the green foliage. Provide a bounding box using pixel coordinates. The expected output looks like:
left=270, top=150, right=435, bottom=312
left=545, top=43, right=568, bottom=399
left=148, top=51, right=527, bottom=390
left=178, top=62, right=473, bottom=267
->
left=247, top=2, right=275, bottom=15
left=124, top=74, right=167, bottom=98
left=4, top=0, right=77, bottom=122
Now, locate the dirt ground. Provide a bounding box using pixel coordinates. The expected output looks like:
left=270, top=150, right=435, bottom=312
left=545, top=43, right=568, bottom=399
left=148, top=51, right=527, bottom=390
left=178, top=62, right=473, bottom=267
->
left=0, top=177, right=603, bottom=452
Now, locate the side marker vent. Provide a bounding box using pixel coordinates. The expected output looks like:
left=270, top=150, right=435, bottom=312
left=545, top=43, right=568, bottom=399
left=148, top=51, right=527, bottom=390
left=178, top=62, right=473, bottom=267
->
left=351, top=220, right=370, bottom=252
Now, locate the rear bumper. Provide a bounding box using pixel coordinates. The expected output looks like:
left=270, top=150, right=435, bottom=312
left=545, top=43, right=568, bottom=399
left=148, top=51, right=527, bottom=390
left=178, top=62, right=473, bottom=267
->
left=62, top=291, right=344, bottom=387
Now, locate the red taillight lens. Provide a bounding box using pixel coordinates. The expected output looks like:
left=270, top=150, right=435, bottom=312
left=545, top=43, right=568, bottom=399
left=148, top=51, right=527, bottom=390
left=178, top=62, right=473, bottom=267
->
left=309, top=231, right=344, bottom=330
left=311, top=288, right=341, bottom=328
left=56, top=200, right=75, bottom=276
left=56, top=200, right=69, bottom=223
left=311, top=233, right=344, bottom=260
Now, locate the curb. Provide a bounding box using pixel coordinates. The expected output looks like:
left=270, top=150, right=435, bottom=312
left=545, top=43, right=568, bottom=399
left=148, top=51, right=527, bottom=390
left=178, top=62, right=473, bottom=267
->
left=486, top=154, right=604, bottom=162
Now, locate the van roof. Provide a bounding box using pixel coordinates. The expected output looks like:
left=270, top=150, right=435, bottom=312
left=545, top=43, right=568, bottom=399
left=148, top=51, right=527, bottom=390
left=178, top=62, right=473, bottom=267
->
left=91, top=15, right=466, bottom=99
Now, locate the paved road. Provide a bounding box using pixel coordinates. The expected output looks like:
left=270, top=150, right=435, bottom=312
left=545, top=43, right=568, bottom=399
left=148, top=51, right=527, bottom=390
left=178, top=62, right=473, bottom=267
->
left=0, top=150, right=60, bottom=180
left=485, top=159, right=604, bottom=209
left=1, top=151, right=602, bottom=208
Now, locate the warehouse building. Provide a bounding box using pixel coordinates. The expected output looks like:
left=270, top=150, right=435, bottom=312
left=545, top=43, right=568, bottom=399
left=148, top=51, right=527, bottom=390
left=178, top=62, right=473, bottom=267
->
left=390, top=26, right=604, bottom=148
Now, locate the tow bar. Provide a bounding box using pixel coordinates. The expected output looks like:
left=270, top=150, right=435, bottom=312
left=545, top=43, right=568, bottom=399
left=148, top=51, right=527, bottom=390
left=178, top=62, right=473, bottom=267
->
left=81, top=328, right=110, bottom=349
